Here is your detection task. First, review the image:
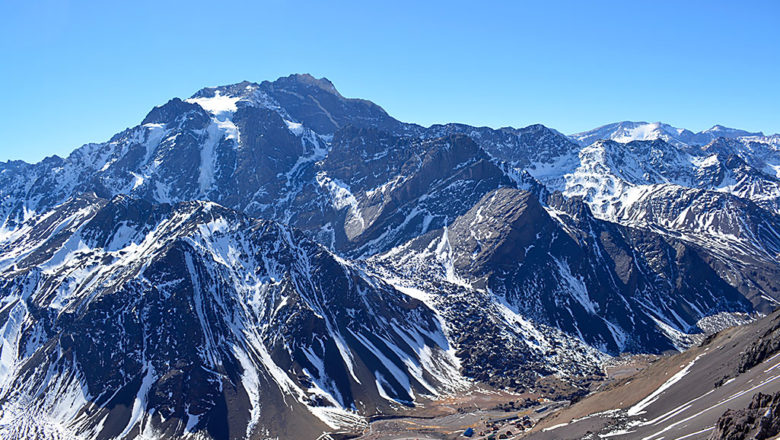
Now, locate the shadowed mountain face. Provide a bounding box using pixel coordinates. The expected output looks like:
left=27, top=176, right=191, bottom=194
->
left=0, top=194, right=464, bottom=439
left=373, top=189, right=752, bottom=357
left=0, top=74, right=779, bottom=439
left=318, top=128, right=515, bottom=255
left=256, top=75, right=410, bottom=135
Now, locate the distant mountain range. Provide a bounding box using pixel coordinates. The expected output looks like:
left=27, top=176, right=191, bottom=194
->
left=570, top=120, right=778, bottom=148
left=1, top=74, right=779, bottom=439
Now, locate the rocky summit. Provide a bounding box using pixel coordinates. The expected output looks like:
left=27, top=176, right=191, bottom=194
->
left=1, top=74, right=779, bottom=439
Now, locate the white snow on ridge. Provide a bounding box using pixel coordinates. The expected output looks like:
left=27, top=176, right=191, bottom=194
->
left=187, top=91, right=247, bottom=197
left=571, top=122, right=686, bottom=146
left=614, top=122, right=667, bottom=143
left=570, top=121, right=766, bottom=148
left=525, top=151, right=579, bottom=188
left=186, top=91, right=241, bottom=115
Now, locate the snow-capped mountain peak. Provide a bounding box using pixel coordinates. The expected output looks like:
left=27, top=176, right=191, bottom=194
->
left=703, top=124, right=763, bottom=136
left=571, top=120, right=765, bottom=147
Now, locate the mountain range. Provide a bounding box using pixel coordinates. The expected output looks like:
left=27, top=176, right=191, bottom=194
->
left=571, top=121, right=777, bottom=149
left=1, top=74, right=779, bottom=439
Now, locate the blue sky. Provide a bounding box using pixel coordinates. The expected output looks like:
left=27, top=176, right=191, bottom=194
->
left=1, top=0, right=778, bottom=162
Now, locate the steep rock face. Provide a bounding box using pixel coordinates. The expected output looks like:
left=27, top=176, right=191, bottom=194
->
left=441, top=189, right=658, bottom=354
left=514, top=137, right=780, bottom=309
left=0, top=92, right=304, bottom=229
left=606, top=185, right=780, bottom=311
left=614, top=185, right=780, bottom=256
left=737, top=317, right=780, bottom=375
left=705, top=137, right=780, bottom=179
left=549, top=192, right=756, bottom=317
left=0, top=195, right=465, bottom=440
left=446, top=189, right=752, bottom=351
left=445, top=189, right=555, bottom=278
left=0, top=77, right=333, bottom=232
left=701, top=136, right=780, bottom=175
left=316, top=128, right=514, bottom=256
left=700, top=151, right=780, bottom=213
left=709, top=392, right=780, bottom=440
left=258, top=74, right=412, bottom=135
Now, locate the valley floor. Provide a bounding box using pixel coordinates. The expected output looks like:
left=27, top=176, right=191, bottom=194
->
left=353, top=388, right=564, bottom=440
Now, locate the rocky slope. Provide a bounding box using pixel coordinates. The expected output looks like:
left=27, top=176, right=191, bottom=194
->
left=709, top=391, right=780, bottom=440
left=372, top=188, right=753, bottom=357
left=526, top=309, right=780, bottom=440
left=0, top=194, right=465, bottom=439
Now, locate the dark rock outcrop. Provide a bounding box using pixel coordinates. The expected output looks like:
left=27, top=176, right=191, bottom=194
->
left=710, top=392, right=780, bottom=440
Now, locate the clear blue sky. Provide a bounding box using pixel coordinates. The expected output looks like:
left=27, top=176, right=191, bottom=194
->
left=1, top=0, right=778, bottom=162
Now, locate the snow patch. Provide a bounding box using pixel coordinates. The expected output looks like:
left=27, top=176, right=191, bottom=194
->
left=627, top=355, right=701, bottom=416
left=187, top=91, right=240, bottom=115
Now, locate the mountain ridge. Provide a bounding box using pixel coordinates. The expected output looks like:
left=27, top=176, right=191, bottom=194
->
left=1, top=74, right=779, bottom=439
left=570, top=120, right=777, bottom=148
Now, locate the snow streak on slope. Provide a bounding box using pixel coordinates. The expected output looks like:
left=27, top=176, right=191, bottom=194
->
left=0, top=195, right=467, bottom=439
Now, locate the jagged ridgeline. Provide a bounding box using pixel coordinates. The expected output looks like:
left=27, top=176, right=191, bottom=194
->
left=0, top=74, right=779, bottom=439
